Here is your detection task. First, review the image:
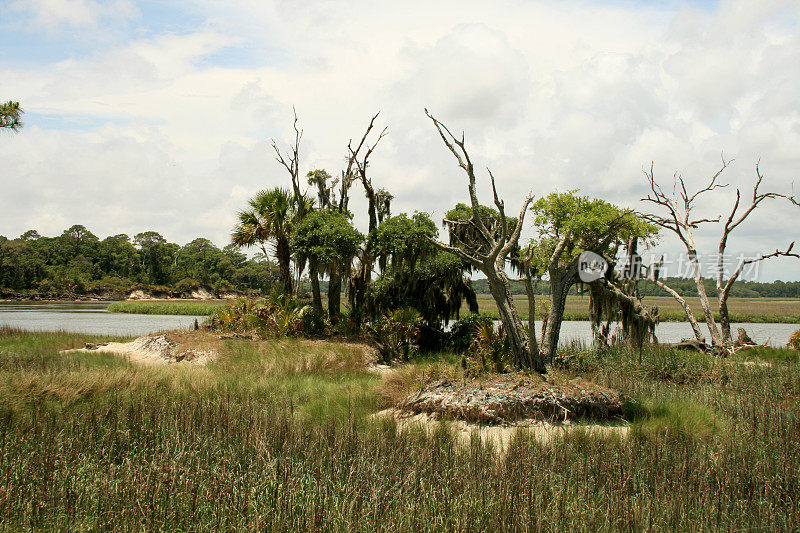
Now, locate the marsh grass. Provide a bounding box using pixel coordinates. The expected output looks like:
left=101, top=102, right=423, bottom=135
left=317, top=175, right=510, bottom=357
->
left=471, top=294, right=800, bottom=323
left=107, top=300, right=226, bottom=316
left=1, top=331, right=799, bottom=530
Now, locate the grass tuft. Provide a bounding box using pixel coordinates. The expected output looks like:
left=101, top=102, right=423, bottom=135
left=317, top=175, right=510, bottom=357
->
left=107, top=300, right=225, bottom=316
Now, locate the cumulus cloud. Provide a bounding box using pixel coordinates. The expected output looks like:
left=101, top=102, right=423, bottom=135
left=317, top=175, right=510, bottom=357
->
left=2, top=0, right=800, bottom=280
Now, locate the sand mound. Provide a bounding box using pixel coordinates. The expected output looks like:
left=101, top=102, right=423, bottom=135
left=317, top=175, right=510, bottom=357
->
left=399, top=375, right=623, bottom=424
left=65, top=333, right=217, bottom=365
left=373, top=408, right=629, bottom=449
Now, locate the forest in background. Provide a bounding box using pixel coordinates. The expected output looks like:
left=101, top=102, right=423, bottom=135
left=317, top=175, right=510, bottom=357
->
left=470, top=277, right=800, bottom=298
left=1, top=225, right=798, bottom=299
left=0, top=225, right=276, bottom=296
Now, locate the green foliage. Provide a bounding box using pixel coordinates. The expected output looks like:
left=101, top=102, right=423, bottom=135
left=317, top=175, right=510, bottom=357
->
left=369, top=307, right=422, bottom=361
left=292, top=210, right=363, bottom=270
left=444, top=203, right=518, bottom=258
left=0, top=100, right=23, bottom=130
left=789, top=329, right=800, bottom=350
left=468, top=321, right=510, bottom=373
left=448, top=312, right=494, bottom=353
left=367, top=212, right=477, bottom=327
left=211, top=297, right=314, bottom=337
left=107, top=301, right=225, bottom=316
left=0, top=226, right=277, bottom=295
left=370, top=212, right=437, bottom=269
left=231, top=187, right=297, bottom=292
left=526, top=191, right=657, bottom=271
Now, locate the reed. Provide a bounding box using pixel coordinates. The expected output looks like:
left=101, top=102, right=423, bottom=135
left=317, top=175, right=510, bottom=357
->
left=0, top=330, right=799, bottom=530
left=107, top=300, right=226, bottom=316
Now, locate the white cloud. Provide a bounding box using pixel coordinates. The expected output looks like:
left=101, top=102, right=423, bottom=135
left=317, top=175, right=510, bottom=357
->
left=2, top=0, right=800, bottom=280
left=9, top=0, right=139, bottom=30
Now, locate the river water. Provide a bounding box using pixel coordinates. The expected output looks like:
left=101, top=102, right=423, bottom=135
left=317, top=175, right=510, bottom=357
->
left=528, top=320, right=798, bottom=347
left=0, top=301, right=205, bottom=337
left=0, top=301, right=797, bottom=346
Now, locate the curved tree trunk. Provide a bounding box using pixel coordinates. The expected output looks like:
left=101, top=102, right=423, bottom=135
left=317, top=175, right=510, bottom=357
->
left=486, top=267, right=544, bottom=373
left=653, top=278, right=705, bottom=342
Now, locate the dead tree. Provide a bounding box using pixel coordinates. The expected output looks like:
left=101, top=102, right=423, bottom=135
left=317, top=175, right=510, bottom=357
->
left=346, top=113, right=390, bottom=327
left=641, top=158, right=799, bottom=349
left=425, top=110, right=543, bottom=372
left=271, top=108, right=323, bottom=314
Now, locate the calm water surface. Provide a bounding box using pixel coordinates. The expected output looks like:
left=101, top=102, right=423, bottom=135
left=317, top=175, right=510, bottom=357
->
left=1, top=301, right=796, bottom=346
left=546, top=321, right=798, bottom=347
left=0, top=301, right=205, bottom=336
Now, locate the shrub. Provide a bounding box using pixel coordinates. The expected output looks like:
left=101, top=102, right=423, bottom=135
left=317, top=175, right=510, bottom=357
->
left=370, top=307, right=421, bottom=362
left=467, top=322, right=510, bottom=373
left=448, top=313, right=494, bottom=353
left=210, top=296, right=312, bottom=337
left=174, top=278, right=200, bottom=293
left=788, top=329, right=800, bottom=350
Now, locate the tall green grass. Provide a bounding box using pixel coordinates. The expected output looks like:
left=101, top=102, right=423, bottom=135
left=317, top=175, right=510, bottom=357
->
left=1, top=330, right=799, bottom=530
left=107, top=300, right=226, bottom=316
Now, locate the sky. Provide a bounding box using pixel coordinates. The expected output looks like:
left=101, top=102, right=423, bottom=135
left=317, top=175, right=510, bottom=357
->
left=1, top=0, right=799, bottom=281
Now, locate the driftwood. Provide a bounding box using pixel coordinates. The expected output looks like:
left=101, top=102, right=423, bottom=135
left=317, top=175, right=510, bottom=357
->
left=665, top=327, right=766, bottom=356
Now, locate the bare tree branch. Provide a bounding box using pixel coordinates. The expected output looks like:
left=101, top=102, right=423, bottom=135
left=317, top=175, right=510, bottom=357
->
left=425, top=108, right=493, bottom=246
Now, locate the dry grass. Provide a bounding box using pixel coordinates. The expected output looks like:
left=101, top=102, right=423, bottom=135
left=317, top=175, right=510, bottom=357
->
left=2, top=330, right=800, bottom=530
left=470, top=294, right=800, bottom=322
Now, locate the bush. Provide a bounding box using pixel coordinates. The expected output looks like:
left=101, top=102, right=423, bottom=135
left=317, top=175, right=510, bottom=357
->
left=448, top=313, right=494, bottom=353
left=174, top=278, right=200, bottom=293
left=467, top=322, right=510, bottom=373
left=370, top=307, right=421, bottom=362
left=211, top=296, right=313, bottom=337
left=788, top=329, right=800, bottom=350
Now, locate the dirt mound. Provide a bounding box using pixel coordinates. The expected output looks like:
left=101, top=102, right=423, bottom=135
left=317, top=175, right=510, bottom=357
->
left=400, top=375, right=623, bottom=424
left=65, top=331, right=219, bottom=365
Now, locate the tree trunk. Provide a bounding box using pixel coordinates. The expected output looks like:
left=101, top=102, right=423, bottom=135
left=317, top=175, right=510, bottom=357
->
left=523, top=275, right=544, bottom=370
left=328, top=264, right=341, bottom=325
left=276, top=239, right=293, bottom=295
left=309, top=262, right=324, bottom=317
left=486, top=266, right=544, bottom=373
left=653, top=278, right=705, bottom=342
left=542, top=265, right=575, bottom=357
left=689, top=251, right=723, bottom=346
left=718, top=297, right=732, bottom=345
left=349, top=252, right=372, bottom=330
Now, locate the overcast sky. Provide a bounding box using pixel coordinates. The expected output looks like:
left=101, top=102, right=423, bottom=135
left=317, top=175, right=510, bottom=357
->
left=1, top=0, right=799, bottom=281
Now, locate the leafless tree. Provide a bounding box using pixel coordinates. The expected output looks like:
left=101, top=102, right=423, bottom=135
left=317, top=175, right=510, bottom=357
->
left=271, top=108, right=324, bottom=312
left=640, top=158, right=799, bottom=349
left=345, top=113, right=390, bottom=326
left=425, top=109, right=543, bottom=372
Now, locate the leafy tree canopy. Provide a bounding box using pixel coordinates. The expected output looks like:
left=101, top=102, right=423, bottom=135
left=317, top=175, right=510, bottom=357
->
left=0, top=101, right=23, bottom=131
left=370, top=212, right=438, bottom=270
left=292, top=210, right=363, bottom=270
left=526, top=191, right=657, bottom=272
left=444, top=203, right=519, bottom=257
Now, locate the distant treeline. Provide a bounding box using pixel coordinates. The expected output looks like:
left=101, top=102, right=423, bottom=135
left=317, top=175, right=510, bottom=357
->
left=471, top=277, right=800, bottom=298
left=0, top=225, right=277, bottom=296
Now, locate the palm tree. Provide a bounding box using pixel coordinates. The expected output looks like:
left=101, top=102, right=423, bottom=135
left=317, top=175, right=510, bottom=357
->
left=232, top=187, right=297, bottom=294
